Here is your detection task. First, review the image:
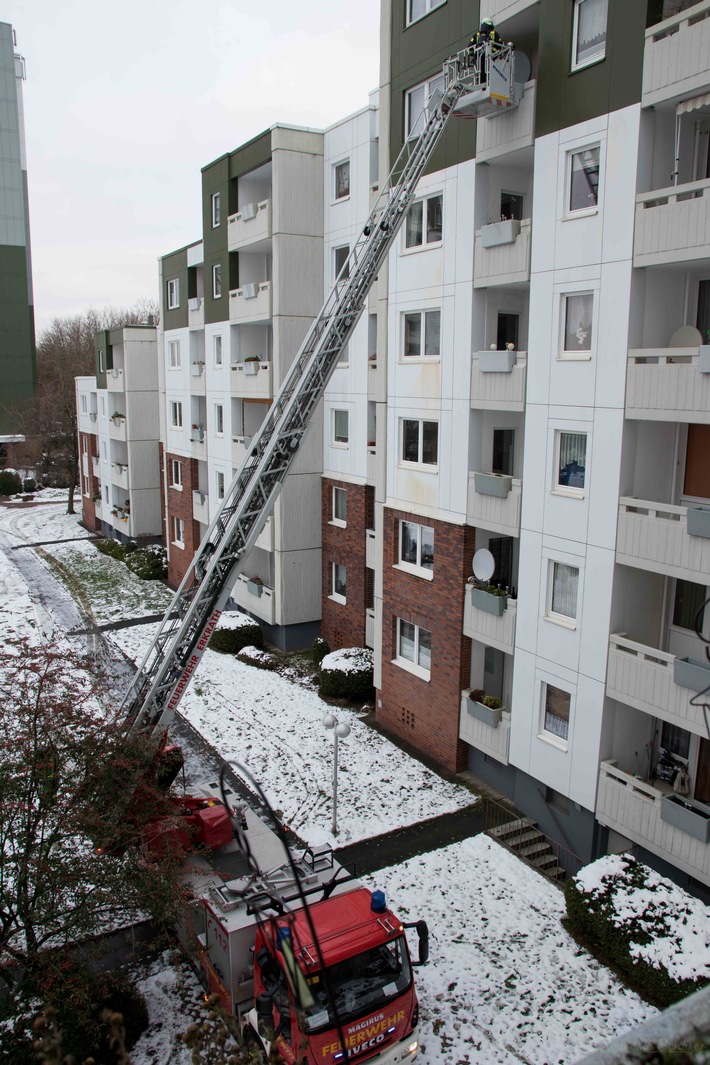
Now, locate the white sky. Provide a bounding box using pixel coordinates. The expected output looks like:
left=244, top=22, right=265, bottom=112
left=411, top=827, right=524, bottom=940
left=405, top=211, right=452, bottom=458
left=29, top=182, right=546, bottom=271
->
left=4, top=0, right=381, bottom=335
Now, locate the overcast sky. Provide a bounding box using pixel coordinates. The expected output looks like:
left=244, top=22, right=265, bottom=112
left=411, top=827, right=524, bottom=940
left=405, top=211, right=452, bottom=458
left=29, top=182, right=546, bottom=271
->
left=4, top=0, right=381, bottom=335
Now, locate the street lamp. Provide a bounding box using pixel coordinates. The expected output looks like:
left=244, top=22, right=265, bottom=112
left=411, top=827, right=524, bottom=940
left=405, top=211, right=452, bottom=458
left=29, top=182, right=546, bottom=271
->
left=323, top=713, right=351, bottom=836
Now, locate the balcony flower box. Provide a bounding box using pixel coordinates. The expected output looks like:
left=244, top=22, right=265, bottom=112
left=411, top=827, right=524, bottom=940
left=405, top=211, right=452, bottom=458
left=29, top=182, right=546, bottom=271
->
left=660, top=794, right=710, bottom=843
left=687, top=506, right=710, bottom=539
left=472, top=586, right=508, bottom=616
left=242, top=282, right=260, bottom=299
left=698, top=345, right=710, bottom=374
left=481, top=219, right=520, bottom=249
left=673, top=655, right=710, bottom=692
left=466, top=690, right=504, bottom=729
left=479, top=349, right=517, bottom=373
left=475, top=472, right=512, bottom=498
left=243, top=357, right=261, bottom=376
left=191, top=362, right=204, bottom=377
left=247, top=578, right=263, bottom=598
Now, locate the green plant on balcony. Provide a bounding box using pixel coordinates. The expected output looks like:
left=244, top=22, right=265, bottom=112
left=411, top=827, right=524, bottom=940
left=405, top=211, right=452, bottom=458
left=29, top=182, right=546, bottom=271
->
left=467, top=688, right=504, bottom=727
left=469, top=689, right=503, bottom=710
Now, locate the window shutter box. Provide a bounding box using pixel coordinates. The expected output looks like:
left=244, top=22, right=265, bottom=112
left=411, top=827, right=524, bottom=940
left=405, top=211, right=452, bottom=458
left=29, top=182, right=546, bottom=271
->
left=475, top=472, right=512, bottom=497
left=479, top=349, right=517, bottom=373
left=687, top=506, right=710, bottom=539
left=660, top=795, right=710, bottom=843
left=481, top=219, right=520, bottom=248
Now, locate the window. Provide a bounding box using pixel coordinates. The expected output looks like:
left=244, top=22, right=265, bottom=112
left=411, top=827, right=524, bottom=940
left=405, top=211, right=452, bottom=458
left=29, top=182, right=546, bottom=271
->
left=334, top=245, right=350, bottom=282
left=215, top=404, right=224, bottom=436
left=169, top=401, right=183, bottom=429
left=80, top=395, right=87, bottom=413
left=172, top=516, right=185, bottom=546
left=217, top=471, right=225, bottom=500
left=211, top=192, right=221, bottom=227
left=556, top=432, right=587, bottom=492
left=492, top=429, right=515, bottom=476
left=332, top=486, right=347, bottom=525
left=101, top=441, right=107, bottom=459
left=661, top=721, right=691, bottom=762
left=334, top=160, right=350, bottom=200
left=167, top=278, right=180, bottom=309
left=549, top=562, right=579, bottom=622
left=332, top=563, right=347, bottom=603
left=399, top=520, right=434, bottom=575
left=673, top=580, right=706, bottom=632
left=562, top=293, right=593, bottom=354
left=568, top=147, right=600, bottom=213
left=542, top=684, right=571, bottom=743
left=401, top=419, right=438, bottom=467
left=403, top=310, right=440, bottom=358
left=406, top=74, right=445, bottom=138
left=100, top=396, right=105, bottom=416
left=170, top=460, right=183, bottom=489
left=497, top=312, right=519, bottom=351
left=501, top=191, right=524, bottom=221
left=104, top=485, right=109, bottom=503
left=213, top=264, right=222, bottom=299
left=214, top=335, right=223, bottom=367
left=572, top=0, right=608, bottom=72
left=168, top=339, right=181, bottom=369
left=333, top=409, right=349, bottom=446
left=406, top=0, right=445, bottom=27
left=396, top=619, right=432, bottom=679
left=489, top=537, right=514, bottom=591
left=98, top=349, right=104, bottom=373
left=405, top=194, right=443, bottom=248
left=82, top=435, right=88, bottom=453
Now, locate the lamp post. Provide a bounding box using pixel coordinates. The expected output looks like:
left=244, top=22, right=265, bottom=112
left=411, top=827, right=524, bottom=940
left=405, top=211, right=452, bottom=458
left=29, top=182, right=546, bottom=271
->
left=323, top=713, right=351, bottom=835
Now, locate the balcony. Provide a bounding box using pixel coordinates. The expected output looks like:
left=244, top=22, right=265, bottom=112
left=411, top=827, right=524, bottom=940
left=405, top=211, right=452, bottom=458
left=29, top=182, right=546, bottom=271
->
left=107, top=368, right=124, bottom=393
left=188, top=296, right=204, bottom=330
left=467, top=472, right=522, bottom=536
left=229, top=282, right=273, bottom=325
left=108, top=416, right=127, bottom=442
left=476, top=81, right=535, bottom=163
left=190, top=362, right=206, bottom=394
left=642, top=1, right=710, bottom=108
left=232, top=435, right=250, bottom=468
left=463, top=585, right=517, bottom=655
left=227, top=200, right=272, bottom=252
left=617, top=496, right=710, bottom=582
left=471, top=351, right=527, bottom=411
left=634, top=179, right=710, bottom=268
left=366, top=528, right=376, bottom=570
left=626, top=347, right=710, bottom=423
left=232, top=574, right=275, bottom=625
left=459, top=690, right=511, bottom=765
left=474, top=219, right=531, bottom=288
left=480, top=0, right=537, bottom=22
left=365, top=607, right=375, bottom=649
left=230, top=361, right=273, bottom=400
left=190, top=428, right=206, bottom=457
left=597, top=760, right=710, bottom=887
left=193, top=490, right=209, bottom=524
left=111, top=463, right=129, bottom=490
left=607, top=633, right=710, bottom=737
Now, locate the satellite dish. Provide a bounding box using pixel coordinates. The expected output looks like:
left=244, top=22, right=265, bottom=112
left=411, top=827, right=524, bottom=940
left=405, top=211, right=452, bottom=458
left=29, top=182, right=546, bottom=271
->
left=472, top=548, right=495, bottom=583
left=514, top=51, right=532, bottom=85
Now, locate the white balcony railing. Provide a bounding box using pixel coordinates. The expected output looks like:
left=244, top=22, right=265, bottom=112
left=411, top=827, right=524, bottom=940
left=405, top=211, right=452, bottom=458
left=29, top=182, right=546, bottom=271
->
left=626, top=348, right=710, bottom=423
left=188, top=297, right=204, bottom=330
left=476, top=80, right=536, bottom=163
left=474, top=219, right=531, bottom=288
left=232, top=435, right=249, bottom=467
left=643, top=0, right=710, bottom=108
left=459, top=691, right=511, bottom=764
left=111, top=463, right=129, bottom=490
left=193, top=490, right=209, bottom=524
left=91, top=455, right=100, bottom=476
left=106, top=368, right=124, bottom=393
left=365, top=607, right=375, bottom=649
left=463, top=586, right=517, bottom=655
left=467, top=473, right=522, bottom=535
left=617, top=496, right=710, bottom=582
left=232, top=574, right=275, bottom=625
left=227, top=200, right=272, bottom=252
left=230, top=361, right=273, bottom=400
left=634, top=178, right=710, bottom=268
left=229, top=282, right=273, bottom=324
left=470, top=351, right=527, bottom=411
left=365, top=528, right=376, bottom=570
left=597, top=760, right=710, bottom=887
left=108, top=416, right=127, bottom=441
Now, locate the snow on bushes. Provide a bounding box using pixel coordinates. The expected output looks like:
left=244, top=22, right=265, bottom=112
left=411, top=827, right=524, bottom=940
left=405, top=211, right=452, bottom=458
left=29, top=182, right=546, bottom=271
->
left=0, top=468, right=22, bottom=496
left=208, top=610, right=264, bottom=654
left=96, top=537, right=127, bottom=561
left=125, top=544, right=167, bottom=580
left=312, top=635, right=330, bottom=668
left=565, top=853, right=710, bottom=1006
left=236, top=645, right=278, bottom=670
left=319, top=647, right=374, bottom=699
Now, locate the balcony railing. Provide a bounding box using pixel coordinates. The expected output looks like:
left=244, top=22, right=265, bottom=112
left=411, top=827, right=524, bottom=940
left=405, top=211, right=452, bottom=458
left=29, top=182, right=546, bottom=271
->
left=626, top=347, right=710, bottom=423
left=227, top=199, right=272, bottom=252
left=474, top=219, right=531, bottom=288
left=111, top=463, right=129, bottom=490
left=365, top=528, right=376, bottom=570
left=188, top=296, right=204, bottom=330
left=597, top=760, right=710, bottom=887
left=232, top=574, right=275, bottom=625
left=193, top=490, right=209, bottom=524
left=470, top=351, right=527, bottom=411
left=476, top=80, right=535, bottom=163
left=467, top=472, right=522, bottom=535
left=607, top=633, right=710, bottom=737
left=365, top=607, right=375, bottom=649
left=634, top=178, right=710, bottom=268
left=232, top=435, right=249, bottom=467
left=463, top=585, right=517, bottom=655
left=617, top=496, right=710, bottom=582
left=643, top=0, right=710, bottom=108
left=230, top=361, right=273, bottom=400
left=459, top=691, right=511, bottom=764
left=229, top=281, right=273, bottom=324
left=107, top=368, right=124, bottom=393
left=108, top=416, right=127, bottom=441
left=91, top=455, right=100, bottom=476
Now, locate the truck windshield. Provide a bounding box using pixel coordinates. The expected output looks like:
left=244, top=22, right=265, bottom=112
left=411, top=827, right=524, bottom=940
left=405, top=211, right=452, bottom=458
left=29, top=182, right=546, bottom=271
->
left=303, top=935, right=411, bottom=1032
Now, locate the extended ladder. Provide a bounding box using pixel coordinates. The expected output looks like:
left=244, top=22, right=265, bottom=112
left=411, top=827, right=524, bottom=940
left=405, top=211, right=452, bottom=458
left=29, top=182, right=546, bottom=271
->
left=123, top=47, right=497, bottom=738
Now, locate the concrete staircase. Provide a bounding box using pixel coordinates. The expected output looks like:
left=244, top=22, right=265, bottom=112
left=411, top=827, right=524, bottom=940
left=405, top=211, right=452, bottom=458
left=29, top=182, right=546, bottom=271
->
left=488, top=817, right=567, bottom=882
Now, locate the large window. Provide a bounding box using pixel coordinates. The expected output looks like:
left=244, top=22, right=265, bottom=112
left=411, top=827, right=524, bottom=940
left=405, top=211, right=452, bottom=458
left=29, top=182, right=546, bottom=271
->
left=399, top=520, right=434, bottom=575
left=403, top=310, right=440, bottom=358
left=542, top=684, right=571, bottom=743
left=332, top=486, right=347, bottom=526
left=168, top=339, right=181, bottom=369
left=332, top=563, right=347, bottom=604
left=167, top=278, right=180, bottom=309
left=568, top=147, right=600, bottom=213
left=556, top=431, right=587, bottom=492
left=214, top=334, right=223, bottom=367
left=572, top=0, right=608, bottom=72
left=405, top=194, right=443, bottom=248
left=549, top=562, right=579, bottom=622
left=172, top=516, right=185, bottom=546
left=213, top=264, right=222, bottom=299
left=170, top=459, right=183, bottom=489
left=401, top=419, right=438, bottom=467
left=396, top=619, right=432, bottom=679
left=492, top=429, right=515, bottom=477
left=562, top=293, right=594, bottom=354
left=334, top=160, right=350, bottom=200
left=215, top=404, right=224, bottom=436
left=169, top=401, right=183, bottom=430
left=673, top=580, right=706, bottom=633
left=334, top=245, right=350, bottom=282
left=333, top=409, right=349, bottom=446
left=406, top=74, right=445, bottom=138
left=407, top=0, right=445, bottom=24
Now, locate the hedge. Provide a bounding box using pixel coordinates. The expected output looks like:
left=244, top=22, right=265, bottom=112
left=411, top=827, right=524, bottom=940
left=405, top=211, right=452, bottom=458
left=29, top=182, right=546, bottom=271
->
left=125, top=545, right=167, bottom=581
left=236, top=645, right=278, bottom=670
left=319, top=647, right=374, bottom=699
left=96, top=538, right=127, bottom=561
left=312, top=636, right=330, bottom=668
left=0, top=469, right=22, bottom=496
left=209, top=613, right=264, bottom=654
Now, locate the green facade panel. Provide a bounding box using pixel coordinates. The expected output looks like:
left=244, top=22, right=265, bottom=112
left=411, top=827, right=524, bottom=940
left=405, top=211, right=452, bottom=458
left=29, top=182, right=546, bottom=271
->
left=0, top=243, right=35, bottom=430
left=161, top=247, right=189, bottom=332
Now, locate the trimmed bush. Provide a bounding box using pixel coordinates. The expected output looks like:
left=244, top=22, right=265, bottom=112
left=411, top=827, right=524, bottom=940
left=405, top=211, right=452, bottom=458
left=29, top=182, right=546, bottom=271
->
left=209, top=612, right=263, bottom=654
left=236, top=645, right=278, bottom=670
left=565, top=854, right=710, bottom=1007
left=96, top=538, right=127, bottom=561
left=319, top=647, right=374, bottom=699
left=312, top=636, right=330, bottom=669
left=0, top=469, right=22, bottom=496
left=22, top=477, right=36, bottom=493
left=125, top=545, right=167, bottom=580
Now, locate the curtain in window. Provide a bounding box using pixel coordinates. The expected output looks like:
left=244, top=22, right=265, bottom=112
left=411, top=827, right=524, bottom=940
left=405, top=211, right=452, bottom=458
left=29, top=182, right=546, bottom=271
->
left=418, top=628, right=432, bottom=671
left=409, top=0, right=426, bottom=21
left=570, top=148, right=600, bottom=211
left=564, top=293, right=593, bottom=351
left=544, top=685, right=570, bottom=740
left=333, top=565, right=346, bottom=598
left=335, top=163, right=350, bottom=198
left=406, top=202, right=423, bottom=247
left=404, top=315, right=421, bottom=356
left=407, top=85, right=426, bottom=137
left=424, top=311, right=440, bottom=356
left=426, top=196, right=443, bottom=242
left=576, top=0, right=608, bottom=66
left=552, top=563, right=578, bottom=617
left=558, top=432, right=587, bottom=487
left=401, top=522, right=418, bottom=564
left=399, top=621, right=416, bottom=662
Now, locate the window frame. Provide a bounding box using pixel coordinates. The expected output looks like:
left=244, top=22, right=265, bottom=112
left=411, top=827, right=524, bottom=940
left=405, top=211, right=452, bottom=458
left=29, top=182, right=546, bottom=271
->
left=402, top=309, right=441, bottom=360
left=170, top=459, right=183, bottom=490
left=406, top=0, right=446, bottom=29
left=168, top=339, right=181, bottom=369
left=554, top=430, right=588, bottom=497
left=169, top=400, right=183, bottom=430
left=172, top=516, right=185, bottom=547
left=167, top=278, right=180, bottom=310
left=566, top=145, right=601, bottom=218
left=400, top=418, right=439, bottom=469
left=540, top=682, right=572, bottom=749
left=331, top=562, right=347, bottom=604
left=334, top=245, right=350, bottom=283
left=406, top=74, right=445, bottom=139
left=546, top=560, right=580, bottom=628
left=332, top=409, right=349, bottom=448
left=334, top=159, right=350, bottom=201
left=212, top=263, right=222, bottom=300
left=397, top=520, right=434, bottom=579
left=211, top=191, right=221, bottom=228
left=213, top=334, right=223, bottom=367
left=404, top=193, right=443, bottom=250
left=98, top=349, right=104, bottom=373
left=331, top=486, right=347, bottom=527
left=215, top=404, right=224, bottom=437
left=216, top=471, right=225, bottom=500
left=560, top=291, right=594, bottom=360
left=394, top=618, right=432, bottom=681
left=571, top=0, right=608, bottom=74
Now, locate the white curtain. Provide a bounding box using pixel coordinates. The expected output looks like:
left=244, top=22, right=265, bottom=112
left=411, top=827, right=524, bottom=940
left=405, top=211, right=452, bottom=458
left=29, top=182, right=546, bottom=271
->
left=577, top=0, right=608, bottom=64
left=552, top=563, right=579, bottom=618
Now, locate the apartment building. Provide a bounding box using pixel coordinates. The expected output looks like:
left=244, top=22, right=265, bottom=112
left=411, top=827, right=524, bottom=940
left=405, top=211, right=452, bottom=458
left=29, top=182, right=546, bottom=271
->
left=75, top=325, right=161, bottom=540
left=0, top=23, right=36, bottom=431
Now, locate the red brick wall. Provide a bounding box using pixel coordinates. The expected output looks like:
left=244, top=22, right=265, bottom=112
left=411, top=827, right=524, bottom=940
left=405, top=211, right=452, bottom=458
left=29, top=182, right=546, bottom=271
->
left=164, top=450, right=201, bottom=588
left=80, top=433, right=101, bottom=533
left=321, top=479, right=372, bottom=649
left=377, top=509, right=475, bottom=773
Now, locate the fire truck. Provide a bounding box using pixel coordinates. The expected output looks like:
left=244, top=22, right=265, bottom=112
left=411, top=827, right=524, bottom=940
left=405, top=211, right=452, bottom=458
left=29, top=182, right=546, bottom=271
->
left=121, top=40, right=519, bottom=1065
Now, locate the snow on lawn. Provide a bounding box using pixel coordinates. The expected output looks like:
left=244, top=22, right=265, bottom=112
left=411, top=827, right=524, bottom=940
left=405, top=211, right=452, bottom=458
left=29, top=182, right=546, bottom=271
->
left=0, top=493, right=94, bottom=542
left=371, top=836, right=657, bottom=1065
left=110, top=622, right=475, bottom=848
left=0, top=547, right=39, bottom=641
left=129, top=953, right=206, bottom=1065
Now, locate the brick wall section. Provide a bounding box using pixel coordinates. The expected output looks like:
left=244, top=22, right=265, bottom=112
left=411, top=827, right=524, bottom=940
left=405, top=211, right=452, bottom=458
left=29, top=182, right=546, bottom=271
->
left=165, top=449, right=201, bottom=588
left=378, top=509, right=475, bottom=774
left=321, top=479, right=371, bottom=649
left=80, top=432, right=101, bottom=533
